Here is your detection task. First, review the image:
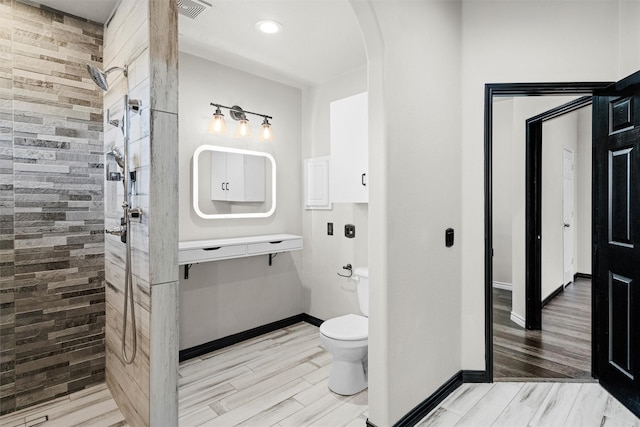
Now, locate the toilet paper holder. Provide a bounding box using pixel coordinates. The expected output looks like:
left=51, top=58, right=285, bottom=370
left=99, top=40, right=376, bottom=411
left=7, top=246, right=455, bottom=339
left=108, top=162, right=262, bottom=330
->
left=337, top=263, right=353, bottom=278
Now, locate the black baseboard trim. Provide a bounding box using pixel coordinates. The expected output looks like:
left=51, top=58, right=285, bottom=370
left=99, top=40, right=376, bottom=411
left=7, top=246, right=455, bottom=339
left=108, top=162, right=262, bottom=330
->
left=462, top=370, right=489, bottom=383
left=392, top=371, right=463, bottom=427
left=367, top=370, right=487, bottom=427
left=541, top=284, right=564, bottom=308
left=301, top=313, right=324, bottom=327
left=179, top=313, right=324, bottom=362
left=574, top=272, right=592, bottom=280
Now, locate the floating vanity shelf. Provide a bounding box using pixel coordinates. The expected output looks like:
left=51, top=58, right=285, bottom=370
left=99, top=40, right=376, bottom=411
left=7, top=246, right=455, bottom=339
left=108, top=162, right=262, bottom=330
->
left=179, top=234, right=303, bottom=279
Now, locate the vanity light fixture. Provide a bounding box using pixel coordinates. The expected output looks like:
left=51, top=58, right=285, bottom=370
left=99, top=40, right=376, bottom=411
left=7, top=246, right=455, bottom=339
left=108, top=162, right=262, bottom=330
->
left=208, top=103, right=274, bottom=141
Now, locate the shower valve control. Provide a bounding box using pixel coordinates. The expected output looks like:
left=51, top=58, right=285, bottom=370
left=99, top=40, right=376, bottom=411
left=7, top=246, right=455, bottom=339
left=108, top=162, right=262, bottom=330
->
left=129, top=207, right=142, bottom=220
left=106, top=225, right=125, bottom=237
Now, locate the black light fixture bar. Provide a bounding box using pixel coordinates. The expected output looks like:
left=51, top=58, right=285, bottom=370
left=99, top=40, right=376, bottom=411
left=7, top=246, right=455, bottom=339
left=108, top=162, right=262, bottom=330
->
left=209, top=103, right=272, bottom=120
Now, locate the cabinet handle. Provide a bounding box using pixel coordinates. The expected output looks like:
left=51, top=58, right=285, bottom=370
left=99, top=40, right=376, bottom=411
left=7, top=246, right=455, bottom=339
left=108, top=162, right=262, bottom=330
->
left=221, top=182, right=225, bottom=191
left=226, top=182, right=229, bottom=191
left=203, top=247, right=221, bottom=251
left=269, top=241, right=283, bottom=244
left=361, top=173, right=367, bottom=186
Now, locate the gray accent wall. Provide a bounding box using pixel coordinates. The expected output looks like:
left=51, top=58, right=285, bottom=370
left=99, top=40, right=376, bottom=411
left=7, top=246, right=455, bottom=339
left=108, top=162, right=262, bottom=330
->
left=0, top=0, right=105, bottom=416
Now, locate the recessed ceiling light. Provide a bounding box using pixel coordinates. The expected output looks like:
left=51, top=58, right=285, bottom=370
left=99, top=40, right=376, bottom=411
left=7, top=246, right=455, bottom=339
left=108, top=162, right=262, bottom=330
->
left=255, top=20, right=283, bottom=34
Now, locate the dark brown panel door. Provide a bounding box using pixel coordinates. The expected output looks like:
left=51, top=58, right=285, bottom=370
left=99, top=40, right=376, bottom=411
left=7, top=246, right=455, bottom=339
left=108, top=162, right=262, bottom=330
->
left=593, top=71, right=640, bottom=416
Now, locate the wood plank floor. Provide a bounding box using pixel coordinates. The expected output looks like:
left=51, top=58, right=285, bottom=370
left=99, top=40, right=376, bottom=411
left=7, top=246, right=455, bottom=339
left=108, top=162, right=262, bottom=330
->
left=177, top=321, right=368, bottom=426
left=493, top=278, right=592, bottom=380
left=3, top=319, right=639, bottom=427
left=0, top=382, right=128, bottom=427
left=417, top=382, right=640, bottom=427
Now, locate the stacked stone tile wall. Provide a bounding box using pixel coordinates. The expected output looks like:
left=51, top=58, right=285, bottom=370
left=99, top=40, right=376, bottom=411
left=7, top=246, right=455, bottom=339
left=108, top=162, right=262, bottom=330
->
left=0, top=0, right=105, bottom=415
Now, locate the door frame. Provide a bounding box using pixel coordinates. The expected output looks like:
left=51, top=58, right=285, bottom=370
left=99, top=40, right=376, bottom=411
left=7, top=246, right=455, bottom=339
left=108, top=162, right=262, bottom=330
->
left=484, top=82, right=613, bottom=381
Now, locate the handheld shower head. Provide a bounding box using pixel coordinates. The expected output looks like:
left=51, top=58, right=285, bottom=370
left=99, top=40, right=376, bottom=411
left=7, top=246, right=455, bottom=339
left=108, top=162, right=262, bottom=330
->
left=107, top=146, right=125, bottom=169
left=86, top=64, right=127, bottom=91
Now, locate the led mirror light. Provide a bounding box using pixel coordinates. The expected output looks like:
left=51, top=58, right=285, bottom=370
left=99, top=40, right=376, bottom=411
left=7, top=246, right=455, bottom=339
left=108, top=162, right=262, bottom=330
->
left=255, top=20, right=282, bottom=34
left=192, top=145, right=277, bottom=219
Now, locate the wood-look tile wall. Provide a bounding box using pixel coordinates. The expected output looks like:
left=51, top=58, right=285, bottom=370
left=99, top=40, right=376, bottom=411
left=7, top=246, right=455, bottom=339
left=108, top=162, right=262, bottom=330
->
left=0, top=0, right=105, bottom=416
left=103, top=0, right=178, bottom=425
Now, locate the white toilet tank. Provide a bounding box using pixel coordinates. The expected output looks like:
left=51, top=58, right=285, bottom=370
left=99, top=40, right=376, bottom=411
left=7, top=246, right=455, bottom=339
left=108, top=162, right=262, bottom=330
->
left=353, top=267, right=369, bottom=316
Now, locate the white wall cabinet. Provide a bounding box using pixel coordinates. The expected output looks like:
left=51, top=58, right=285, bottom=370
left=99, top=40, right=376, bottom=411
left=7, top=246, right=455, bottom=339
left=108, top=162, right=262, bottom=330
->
left=304, top=156, right=331, bottom=209
left=330, top=91, right=368, bottom=203
left=211, top=151, right=265, bottom=202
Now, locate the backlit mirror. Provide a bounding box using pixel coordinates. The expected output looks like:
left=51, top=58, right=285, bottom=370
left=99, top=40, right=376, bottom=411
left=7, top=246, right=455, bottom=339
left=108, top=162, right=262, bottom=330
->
left=192, top=145, right=276, bottom=219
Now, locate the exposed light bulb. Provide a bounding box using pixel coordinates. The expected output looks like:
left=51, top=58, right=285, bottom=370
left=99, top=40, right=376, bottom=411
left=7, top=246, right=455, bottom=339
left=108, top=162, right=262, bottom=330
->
left=234, top=119, right=252, bottom=138
left=208, top=107, right=227, bottom=134
left=259, top=117, right=274, bottom=141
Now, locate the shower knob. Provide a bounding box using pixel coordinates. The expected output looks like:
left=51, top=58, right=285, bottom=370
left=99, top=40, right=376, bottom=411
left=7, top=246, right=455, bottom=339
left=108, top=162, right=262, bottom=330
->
left=105, top=226, right=125, bottom=236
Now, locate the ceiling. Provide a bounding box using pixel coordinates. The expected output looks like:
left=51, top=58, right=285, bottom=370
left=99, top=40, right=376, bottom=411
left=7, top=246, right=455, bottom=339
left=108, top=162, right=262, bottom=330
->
left=34, top=0, right=367, bottom=89
left=178, top=0, right=366, bottom=88
left=36, top=0, right=118, bottom=24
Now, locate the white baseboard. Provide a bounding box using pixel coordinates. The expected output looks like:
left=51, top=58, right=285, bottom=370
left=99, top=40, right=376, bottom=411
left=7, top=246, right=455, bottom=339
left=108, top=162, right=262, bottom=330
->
left=510, top=311, right=526, bottom=328
left=492, top=281, right=512, bottom=291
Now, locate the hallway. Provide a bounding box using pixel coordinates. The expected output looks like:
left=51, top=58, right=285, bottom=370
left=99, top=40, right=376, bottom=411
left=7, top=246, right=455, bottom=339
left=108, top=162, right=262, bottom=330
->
left=493, top=278, right=592, bottom=380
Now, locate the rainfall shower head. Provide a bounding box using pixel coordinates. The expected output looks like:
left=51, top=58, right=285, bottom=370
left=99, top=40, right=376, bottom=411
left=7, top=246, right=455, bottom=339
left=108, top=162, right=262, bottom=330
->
left=107, top=146, right=125, bottom=169
left=86, top=64, right=127, bottom=91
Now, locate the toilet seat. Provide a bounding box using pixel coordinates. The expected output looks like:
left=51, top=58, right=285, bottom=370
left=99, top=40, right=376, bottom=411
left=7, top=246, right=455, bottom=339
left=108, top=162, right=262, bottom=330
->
left=320, top=314, right=368, bottom=341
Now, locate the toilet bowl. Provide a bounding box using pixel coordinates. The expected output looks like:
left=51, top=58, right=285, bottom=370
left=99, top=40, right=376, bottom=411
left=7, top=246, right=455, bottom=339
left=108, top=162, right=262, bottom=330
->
left=319, top=267, right=369, bottom=395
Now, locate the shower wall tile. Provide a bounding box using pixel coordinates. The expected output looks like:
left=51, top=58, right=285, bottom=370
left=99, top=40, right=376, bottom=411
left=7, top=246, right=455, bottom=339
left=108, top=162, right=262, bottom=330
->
left=148, top=0, right=178, bottom=114
left=103, top=1, right=153, bottom=425
left=149, top=109, right=177, bottom=285
left=149, top=280, right=178, bottom=426
left=0, top=0, right=15, bottom=416
left=103, top=0, right=179, bottom=424
left=1, top=0, right=105, bottom=416
left=105, top=252, right=151, bottom=427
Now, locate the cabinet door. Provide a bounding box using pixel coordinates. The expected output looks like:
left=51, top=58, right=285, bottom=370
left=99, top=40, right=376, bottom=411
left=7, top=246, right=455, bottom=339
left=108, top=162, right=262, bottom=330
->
left=225, top=152, right=245, bottom=201
left=210, top=151, right=227, bottom=200
left=330, top=92, right=368, bottom=203
left=304, top=156, right=331, bottom=209
left=243, top=154, right=265, bottom=202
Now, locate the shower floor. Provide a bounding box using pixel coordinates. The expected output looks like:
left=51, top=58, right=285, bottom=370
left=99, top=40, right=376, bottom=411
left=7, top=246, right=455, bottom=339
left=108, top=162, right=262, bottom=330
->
left=0, top=382, right=127, bottom=427
left=0, top=322, right=369, bottom=427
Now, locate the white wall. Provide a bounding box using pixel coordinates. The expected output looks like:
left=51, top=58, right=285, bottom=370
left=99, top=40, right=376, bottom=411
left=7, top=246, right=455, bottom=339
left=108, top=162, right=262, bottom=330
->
left=178, top=52, right=304, bottom=349
left=492, top=99, right=514, bottom=286
left=356, top=1, right=463, bottom=425
left=576, top=108, right=592, bottom=275
left=301, top=67, right=369, bottom=321
left=460, top=0, right=639, bottom=370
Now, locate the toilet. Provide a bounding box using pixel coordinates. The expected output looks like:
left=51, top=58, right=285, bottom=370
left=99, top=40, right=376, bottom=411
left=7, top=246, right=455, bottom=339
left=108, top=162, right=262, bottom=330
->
left=319, top=267, right=369, bottom=395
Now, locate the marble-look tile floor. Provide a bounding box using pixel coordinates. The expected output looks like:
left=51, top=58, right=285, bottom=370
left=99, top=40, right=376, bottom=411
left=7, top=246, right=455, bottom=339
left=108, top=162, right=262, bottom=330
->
left=3, top=322, right=639, bottom=427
